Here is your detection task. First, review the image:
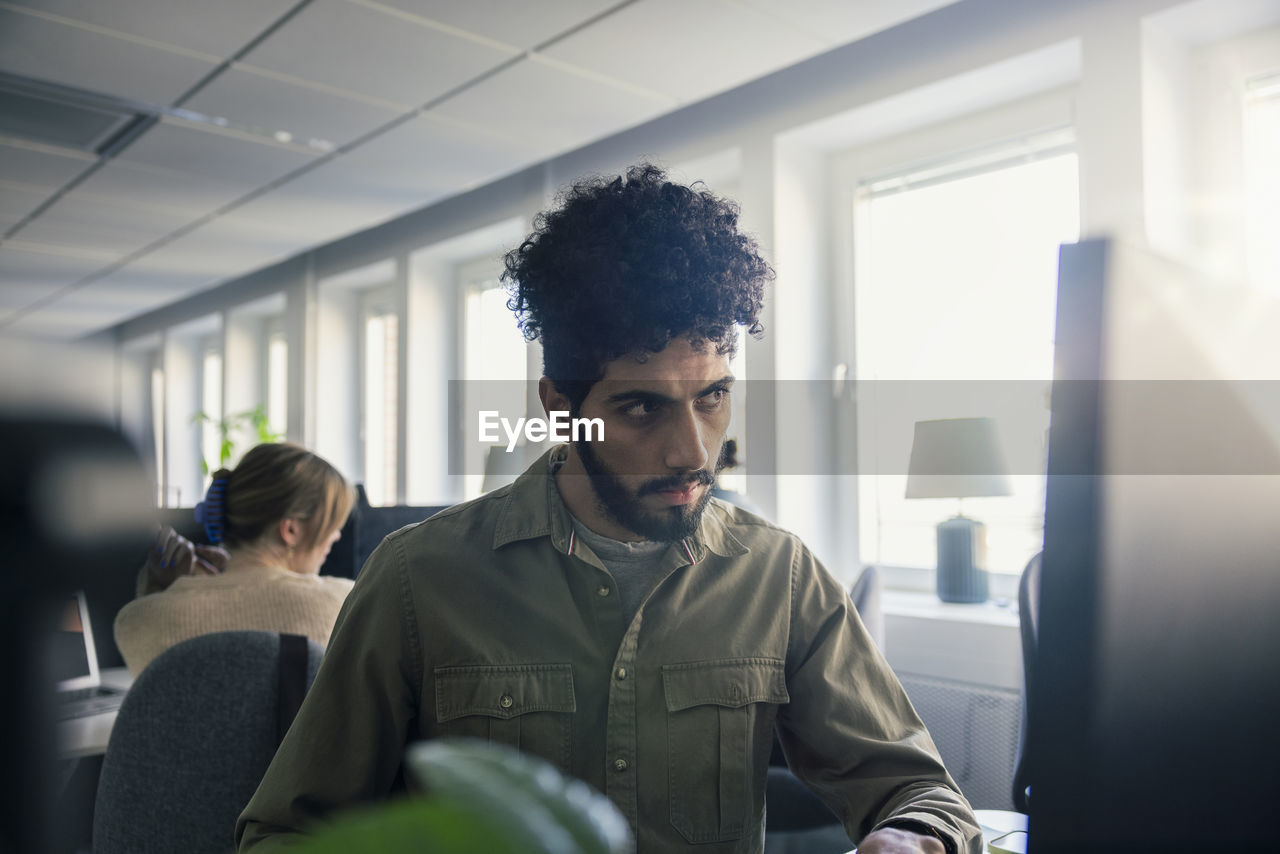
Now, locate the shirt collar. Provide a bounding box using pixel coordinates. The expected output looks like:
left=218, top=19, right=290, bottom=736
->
left=492, top=444, right=748, bottom=561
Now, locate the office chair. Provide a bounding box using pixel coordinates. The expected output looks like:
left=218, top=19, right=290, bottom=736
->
left=1010, top=552, right=1041, bottom=813
left=93, top=631, right=323, bottom=854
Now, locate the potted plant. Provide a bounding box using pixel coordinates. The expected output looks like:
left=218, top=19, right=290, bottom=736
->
left=192, top=404, right=282, bottom=474
left=288, top=739, right=631, bottom=854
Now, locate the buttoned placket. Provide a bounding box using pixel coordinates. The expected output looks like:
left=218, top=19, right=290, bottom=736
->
left=599, top=539, right=698, bottom=838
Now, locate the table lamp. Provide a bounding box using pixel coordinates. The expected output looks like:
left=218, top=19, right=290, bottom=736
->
left=905, top=417, right=1012, bottom=603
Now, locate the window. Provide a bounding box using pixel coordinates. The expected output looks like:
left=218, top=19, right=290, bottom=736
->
left=266, top=321, right=288, bottom=437
left=1244, top=72, right=1280, bottom=294
left=362, top=288, right=399, bottom=506
left=200, top=340, right=223, bottom=481
left=853, top=137, right=1079, bottom=575
left=461, top=259, right=529, bottom=499
left=151, top=361, right=167, bottom=506
left=718, top=327, right=748, bottom=494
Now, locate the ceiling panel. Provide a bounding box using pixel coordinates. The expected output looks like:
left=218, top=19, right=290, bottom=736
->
left=91, top=261, right=226, bottom=299
left=0, top=183, right=52, bottom=231
left=0, top=141, right=94, bottom=192
left=183, top=67, right=405, bottom=151
left=72, top=160, right=249, bottom=220
left=737, top=0, right=960, bottom=46
left=4, top=0, right=298, bottom=59
left=539, top=0, right=825, bottom=103
left=0, top=246, right=109, bottom=316
left=370, top=0, right=620, bottom=50
left=238, top=0, right=516, bottom=108
left=17, top=192, right=201, bottom=259
left=115, top=119, right=319, bottom=188
left=4, top=299, right=147, bottom=338
left=0, top=8, right=219, bottom=105
left=225, top=113, right=546, bottom=246
left=431, top=56, right=673, bottom=153
left=131, top=215, right=312, bottom=281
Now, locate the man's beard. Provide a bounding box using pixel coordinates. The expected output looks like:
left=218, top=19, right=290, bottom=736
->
left=575, top=439, right=724, bottom=542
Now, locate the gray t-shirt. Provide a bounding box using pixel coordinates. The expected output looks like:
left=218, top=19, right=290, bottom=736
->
left=547, top=449, right=671, bottom=625
left=569, top=519, right=667, bottom=626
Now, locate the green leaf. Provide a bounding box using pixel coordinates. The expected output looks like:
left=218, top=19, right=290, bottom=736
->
left=288, top=799, right=522, bottom=854
left=405, top=739, right=631, bottom=854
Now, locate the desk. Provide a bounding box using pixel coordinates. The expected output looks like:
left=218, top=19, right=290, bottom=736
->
left=975, top=809, right=1028, bottom=854
left=57, top=666, right=133, bottom=759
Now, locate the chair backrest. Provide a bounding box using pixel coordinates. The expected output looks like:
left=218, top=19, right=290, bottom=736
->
left=1011, top=551, right=1042, bottom=812
left=93, top=630, right=324, bottom=854
left=848, top=565, right=884, bottom=650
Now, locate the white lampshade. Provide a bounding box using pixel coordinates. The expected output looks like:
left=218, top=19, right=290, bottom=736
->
left=904, top=417, right=1013, bottom=499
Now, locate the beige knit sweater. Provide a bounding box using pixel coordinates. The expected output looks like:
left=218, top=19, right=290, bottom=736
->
left=113, top=565, right=354, bottom=675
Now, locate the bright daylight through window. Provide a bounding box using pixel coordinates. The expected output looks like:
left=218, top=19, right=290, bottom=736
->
left=1244, top=73, right=1280, bottom=295
left=201, top=346, right=223, bottom=487
left=363, top=308, right=398, bottom=506
left=463, top=279, right=529, bottom=499
left=854, top=141, right=1080, bottom=575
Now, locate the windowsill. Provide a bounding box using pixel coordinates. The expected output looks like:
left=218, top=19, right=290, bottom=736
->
left=882, top=589, right=1020, bottom=629
left=880, top=589, right=1022, bottom=691
left=874, top=563, right=1023, bottom=604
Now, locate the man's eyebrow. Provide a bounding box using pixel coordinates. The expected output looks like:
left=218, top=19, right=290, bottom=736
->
left=699, top=375, right=735, bottom=396
left=601, top=388, right=676, bottom=407
left=600, top=376, right=735, bottom=406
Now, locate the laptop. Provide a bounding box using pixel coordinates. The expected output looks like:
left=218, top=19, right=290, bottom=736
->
left=51, top=591, right=127, bottom=720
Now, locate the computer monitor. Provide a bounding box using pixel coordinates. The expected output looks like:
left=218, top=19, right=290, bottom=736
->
left=1029, top=239, right=1280, bottom=851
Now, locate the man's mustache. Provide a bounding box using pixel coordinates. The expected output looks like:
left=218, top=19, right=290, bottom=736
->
left=637, top=469, right=715, bottom=497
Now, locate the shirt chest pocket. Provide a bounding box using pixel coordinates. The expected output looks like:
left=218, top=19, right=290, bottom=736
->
left=663, top=658, right=789, bottom=844
left=434, top=664, right=576, bottom=771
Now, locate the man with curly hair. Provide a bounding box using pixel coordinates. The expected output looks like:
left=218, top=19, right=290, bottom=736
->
left=238, top=165, right=981, bottom=854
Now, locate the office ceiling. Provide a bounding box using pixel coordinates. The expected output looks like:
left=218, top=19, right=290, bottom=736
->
left=0, top=0, right=952, bottom=339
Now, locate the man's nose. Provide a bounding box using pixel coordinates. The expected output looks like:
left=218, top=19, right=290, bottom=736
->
left=663, top=406, right=710, bottom=472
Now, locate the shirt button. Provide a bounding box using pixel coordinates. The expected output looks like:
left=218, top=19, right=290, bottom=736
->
left=615, top=667, right=627, bottom=680
left=499, top=694, right=513, bottom=709
left=614, top=758, right=629, bottom=772
left=597, top=586, right=610, bottom=597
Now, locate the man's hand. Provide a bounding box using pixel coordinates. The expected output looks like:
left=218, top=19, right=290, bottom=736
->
left=857, top=826, right=947, bottom=854
left=141, top=526, right=229, bottom=594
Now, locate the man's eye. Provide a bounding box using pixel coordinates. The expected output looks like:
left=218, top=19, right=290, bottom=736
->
left=698, top=388, right=729, bottom=409
left=621, top=400, right=661, bottom=419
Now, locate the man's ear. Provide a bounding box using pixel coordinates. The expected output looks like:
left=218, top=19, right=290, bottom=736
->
left=538, top=377, right=571, bottom=417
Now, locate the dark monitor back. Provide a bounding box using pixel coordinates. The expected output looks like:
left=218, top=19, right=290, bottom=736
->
left=1031, top=239, right=1280, bottom=852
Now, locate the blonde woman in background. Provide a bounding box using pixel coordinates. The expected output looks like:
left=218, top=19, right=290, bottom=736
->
left=115, top=442, right=356, bottom=675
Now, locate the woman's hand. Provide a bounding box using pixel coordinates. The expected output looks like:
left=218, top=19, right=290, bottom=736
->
left=141, top=526, right=229, bottom=593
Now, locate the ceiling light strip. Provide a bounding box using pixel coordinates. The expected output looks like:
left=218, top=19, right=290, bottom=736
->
left=346, top=0, right=520, bottom=55
left=228, top=63, right=412, bottom=113
left=526, top=53, right=675, bottom=104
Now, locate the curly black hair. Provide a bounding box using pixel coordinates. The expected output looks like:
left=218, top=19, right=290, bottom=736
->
left=503, top=163, right=772, bottom=407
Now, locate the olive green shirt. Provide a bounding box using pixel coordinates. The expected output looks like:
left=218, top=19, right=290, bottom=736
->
left=237, top=450, right=981, bottom=853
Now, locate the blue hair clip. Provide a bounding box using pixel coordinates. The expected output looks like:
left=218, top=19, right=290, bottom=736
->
left=194, top=476, right=228, bottom=544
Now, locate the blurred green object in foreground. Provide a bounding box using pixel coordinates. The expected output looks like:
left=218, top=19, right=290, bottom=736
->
left=288, top=739, right=632, bottom=854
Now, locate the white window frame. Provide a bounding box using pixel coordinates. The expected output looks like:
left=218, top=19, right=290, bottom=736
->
left=830, top=88, right=1080, bottom=595
left=199, top=334, right=224, bottom=484
left=457, top=255, right=533, bottom=500
left=263, top=314, right=288, bottom=439
left=360, top=284, right=400, bottom=506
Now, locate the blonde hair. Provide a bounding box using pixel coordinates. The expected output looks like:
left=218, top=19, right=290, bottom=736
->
left=212, top=442, right=354, bottom=552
